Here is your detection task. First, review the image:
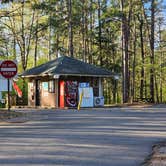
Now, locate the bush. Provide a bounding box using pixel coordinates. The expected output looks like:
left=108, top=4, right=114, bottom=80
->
left=0, top=102, right=6, bottom=108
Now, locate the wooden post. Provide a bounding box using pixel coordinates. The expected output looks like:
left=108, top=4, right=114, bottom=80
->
left=99, top=78, right=103, bottom=97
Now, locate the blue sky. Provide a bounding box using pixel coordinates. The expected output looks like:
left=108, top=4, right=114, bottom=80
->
left=161, top=0, right=166, bottom=27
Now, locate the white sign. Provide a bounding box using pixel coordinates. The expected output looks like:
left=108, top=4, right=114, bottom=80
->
left=53, top=75, right=60, bottom=79
left=0, top=75, right=12, bottom=91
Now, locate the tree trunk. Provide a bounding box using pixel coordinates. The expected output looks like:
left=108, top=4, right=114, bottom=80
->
left=68, top=0, right=73, bottom=57
left=155, top=75, right=159, bottom=103
left=158, top=19, right=163, bottom=103
left=48, top=15, right=52, bottom=61
left=138, top=15, right=145, bottom=100
left=150, top=0, right=155, bottom=103
left=34, top=13, right=39, bottom=67
left=21, top=0, right=26, bottom=71
left=89, top=0, right=94, bottom=64
left=13, top=36, right=16, bottom=59
left=131, top=18, right=137, bottom=103
left=98, top=0, right=102, bottom=66
left=121, top=0, right=130, bottom=103
left=81, top=0, right=86, bottom=61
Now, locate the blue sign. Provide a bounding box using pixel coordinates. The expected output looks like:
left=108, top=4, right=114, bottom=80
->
left=79, top=82, right=89, bottom=88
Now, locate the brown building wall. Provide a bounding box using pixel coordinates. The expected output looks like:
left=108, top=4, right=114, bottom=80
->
left=28, top=78, right=59, bottom=108
left=28, top=81, right=35, bottom=107
left=40, top=88, right=56, bottom=107
left=27, top=76, right=101, bottom=108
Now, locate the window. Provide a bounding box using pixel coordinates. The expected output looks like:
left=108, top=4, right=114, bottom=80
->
left=48, top=80, right=55, bottom=93
left=42, top=82, right=48, bottom=91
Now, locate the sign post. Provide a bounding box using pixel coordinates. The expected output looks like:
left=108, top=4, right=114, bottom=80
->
left=0, top=60, right=17, bottom=111
left=7, top=79, right=10, bottom=110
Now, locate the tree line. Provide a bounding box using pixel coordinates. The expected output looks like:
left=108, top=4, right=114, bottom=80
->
left=0, top=0, right=166, bottom=104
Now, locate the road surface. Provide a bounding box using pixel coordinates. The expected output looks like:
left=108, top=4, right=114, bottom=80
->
left=0, top=107, right=166, bottom=166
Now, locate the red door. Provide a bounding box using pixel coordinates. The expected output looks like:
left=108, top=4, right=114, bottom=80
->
left=59, top=81, right=65, bottom=108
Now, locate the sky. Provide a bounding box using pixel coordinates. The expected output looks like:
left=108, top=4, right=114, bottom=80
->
left=161, top=0, right=166, bottom=27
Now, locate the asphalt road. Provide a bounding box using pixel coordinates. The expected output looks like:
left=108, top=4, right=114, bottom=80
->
left=0, top=107, right=166, bottom=166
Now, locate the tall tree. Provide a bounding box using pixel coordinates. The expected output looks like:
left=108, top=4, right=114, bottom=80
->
left=149, top=0, right=155, bottom=103
left=138, top=13, right=145, bottom=100
left=97, top=0, right=102, bottom=66
left=68, top=0, right=73, bottom=57
left=121, top=0, right=132, bottom=103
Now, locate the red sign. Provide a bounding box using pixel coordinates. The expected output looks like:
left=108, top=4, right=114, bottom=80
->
left=0, top=60, right=17, bottom=79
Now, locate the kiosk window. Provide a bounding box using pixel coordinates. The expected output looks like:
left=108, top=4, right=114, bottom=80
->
left=48, top=80, right=55, bottom=93
left=42, top=82, right=48, bottom=91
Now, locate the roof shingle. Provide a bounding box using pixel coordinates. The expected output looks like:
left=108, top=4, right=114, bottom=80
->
left=22, top=56, right=115, bottom=78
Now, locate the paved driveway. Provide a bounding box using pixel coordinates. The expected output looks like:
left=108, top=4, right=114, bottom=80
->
left=0, top=107, right=166, bottom=166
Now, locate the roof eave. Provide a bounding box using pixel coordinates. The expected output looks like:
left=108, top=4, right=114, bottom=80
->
left=22, top=73, right=116, bottom=78
left=54, top=73, right=115, bottom=77
left=21, top=73, right=50, bottom=78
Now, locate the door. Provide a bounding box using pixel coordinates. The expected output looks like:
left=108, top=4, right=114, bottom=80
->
left=35, top=80, right=40, bottom=106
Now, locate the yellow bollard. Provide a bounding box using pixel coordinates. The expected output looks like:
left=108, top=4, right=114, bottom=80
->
left=77, top=90, right=84, bottom=111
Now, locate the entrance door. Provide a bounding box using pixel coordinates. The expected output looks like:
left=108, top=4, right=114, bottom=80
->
left=35, top=80, right=40, bottom=106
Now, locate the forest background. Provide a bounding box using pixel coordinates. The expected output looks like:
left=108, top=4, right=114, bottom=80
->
left=0, top=0, right=166, bottom=105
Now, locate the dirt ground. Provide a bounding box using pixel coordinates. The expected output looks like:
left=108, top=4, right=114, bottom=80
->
left=143, top=142, right=166, bottom=166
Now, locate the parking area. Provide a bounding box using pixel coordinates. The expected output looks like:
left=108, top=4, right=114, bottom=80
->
left=0, top=107, right=166, bottom=166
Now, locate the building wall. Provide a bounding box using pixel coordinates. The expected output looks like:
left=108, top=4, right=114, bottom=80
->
left=27, top=76, right=102, bottom=108
left=28, top=78, right=59, bottom=108
left=40, top=80, right=58, bottom=107
left=40, top=91, right=56, bottom=107
left=28, top=81, right=35, bottom=107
